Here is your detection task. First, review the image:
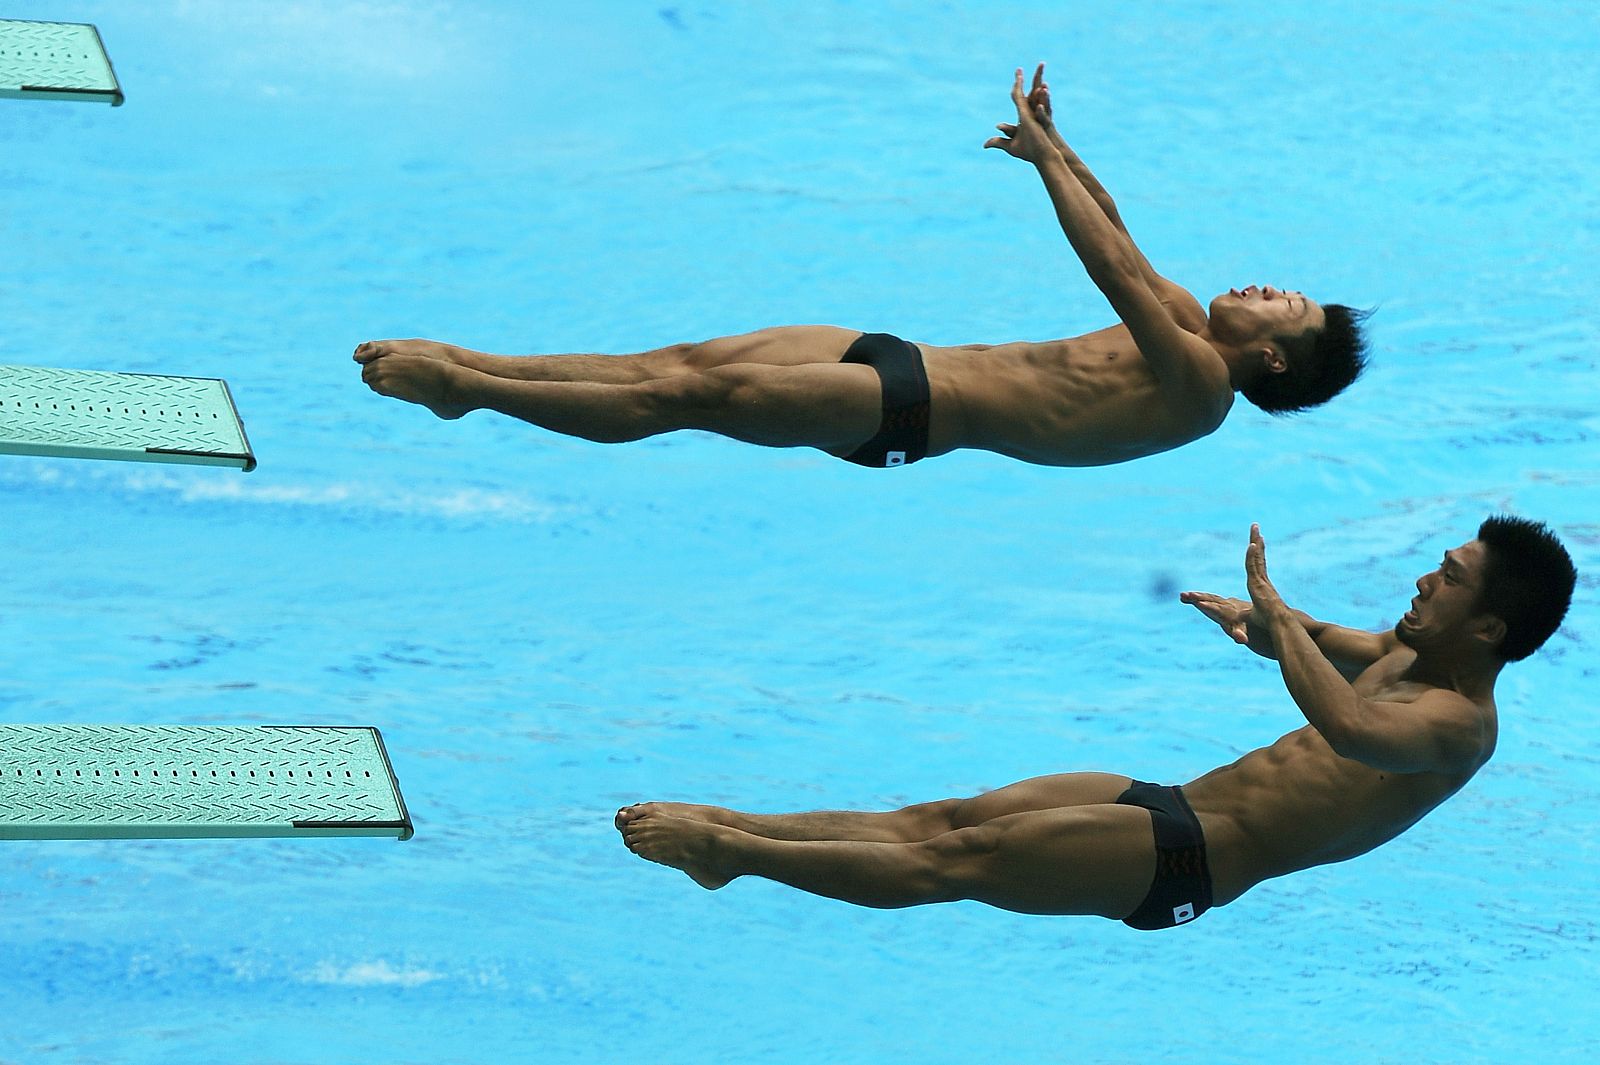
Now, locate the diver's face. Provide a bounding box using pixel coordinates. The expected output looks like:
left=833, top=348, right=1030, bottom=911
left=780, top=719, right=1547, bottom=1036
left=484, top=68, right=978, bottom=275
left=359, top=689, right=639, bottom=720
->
left=1208, top=285, right=1324, bottom=342
left=1395, top=540, right=1491, bottom=649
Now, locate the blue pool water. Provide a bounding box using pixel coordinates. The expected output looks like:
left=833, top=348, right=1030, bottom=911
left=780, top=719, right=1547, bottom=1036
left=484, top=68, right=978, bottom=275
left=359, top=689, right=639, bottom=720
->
left=2, top=2, right=1597, bottom=1062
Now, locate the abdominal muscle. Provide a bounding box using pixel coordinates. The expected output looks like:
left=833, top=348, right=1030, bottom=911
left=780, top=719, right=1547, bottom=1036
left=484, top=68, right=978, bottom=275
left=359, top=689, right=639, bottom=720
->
left=1182, top=727, right=1475, bottom=907
left=918, top=328, right=1221, bottom=465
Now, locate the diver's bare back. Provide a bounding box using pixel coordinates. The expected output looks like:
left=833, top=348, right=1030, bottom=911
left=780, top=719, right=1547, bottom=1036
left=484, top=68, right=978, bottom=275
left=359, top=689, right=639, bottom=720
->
left=922, top=298, right=1224, bottom=467
left=1186, top=643, right=1495, bottom=905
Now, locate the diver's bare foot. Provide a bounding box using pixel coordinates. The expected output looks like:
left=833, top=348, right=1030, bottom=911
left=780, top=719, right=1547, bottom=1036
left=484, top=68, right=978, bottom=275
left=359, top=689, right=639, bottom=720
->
left=353, top=338, right=488, bottom=370
left=359, top=354, right=476, bottom=419
left=614, top=802, right=735, bottom=831
left=619, top=812, right=738, bottom=890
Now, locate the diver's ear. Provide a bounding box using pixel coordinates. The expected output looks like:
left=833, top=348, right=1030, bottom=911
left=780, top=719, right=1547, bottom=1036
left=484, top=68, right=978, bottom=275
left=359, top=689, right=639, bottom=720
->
left=1261, top=345, right=1288, bottom=374
left=1475, top=614, right=1507, bottom=653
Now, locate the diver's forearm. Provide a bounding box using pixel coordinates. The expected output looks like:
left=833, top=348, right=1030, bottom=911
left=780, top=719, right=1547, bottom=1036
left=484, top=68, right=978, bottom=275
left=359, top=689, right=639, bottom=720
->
left=1266, top=607, right=1364, bottom=748
left=1244, top=607, right=1323, bottom=660
left=1033, top=154, right=1138, bottom=283
left=1052, top=138, right=1127, bottom=232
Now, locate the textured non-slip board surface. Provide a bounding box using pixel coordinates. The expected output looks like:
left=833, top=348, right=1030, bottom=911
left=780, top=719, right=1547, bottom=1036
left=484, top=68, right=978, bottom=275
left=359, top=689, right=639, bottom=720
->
left=0, top=365, right=256, bottom=470
left=0, top=726, right=411, bottom=840
left=0, top=19, right=123, bottom=105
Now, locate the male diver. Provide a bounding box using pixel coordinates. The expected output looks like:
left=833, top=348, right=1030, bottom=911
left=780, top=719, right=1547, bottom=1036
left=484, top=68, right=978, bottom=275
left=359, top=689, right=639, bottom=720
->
left=615, top=517, right=1574, bottom=930
left=355, top=66, right=1369, bottom=469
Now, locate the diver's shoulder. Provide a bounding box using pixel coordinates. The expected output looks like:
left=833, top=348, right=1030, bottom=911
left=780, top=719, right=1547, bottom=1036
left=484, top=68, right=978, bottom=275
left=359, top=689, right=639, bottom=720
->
left=1153, top=279, right=1209, bottom=332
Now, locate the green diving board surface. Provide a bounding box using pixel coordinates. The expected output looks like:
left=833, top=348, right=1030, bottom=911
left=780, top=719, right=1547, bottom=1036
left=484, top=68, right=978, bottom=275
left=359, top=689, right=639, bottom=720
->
left=0, top=365, right=256, bottom=471
left=0, top=19, right=123, bottom=105
left=0, top=726, right=412, bottom=841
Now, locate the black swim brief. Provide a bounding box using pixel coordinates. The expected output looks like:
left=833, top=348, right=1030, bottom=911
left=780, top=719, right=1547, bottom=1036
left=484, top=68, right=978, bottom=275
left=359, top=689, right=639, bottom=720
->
left=839, top=332, right=930, bottom=468
left=1116, top=781, right=1214, bottom=931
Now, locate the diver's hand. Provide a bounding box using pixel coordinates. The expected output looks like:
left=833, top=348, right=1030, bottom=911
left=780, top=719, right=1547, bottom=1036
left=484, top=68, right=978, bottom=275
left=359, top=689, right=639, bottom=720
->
left=984, top=67, right=1060, bottom=166
left=1244, top=523, right=1292, bottom=624
left=1182, top=525, right=1294, bottom=655
left=1180, top=591, right=1253, bottom=645
left=1026, top=63, right=1064, bottom=148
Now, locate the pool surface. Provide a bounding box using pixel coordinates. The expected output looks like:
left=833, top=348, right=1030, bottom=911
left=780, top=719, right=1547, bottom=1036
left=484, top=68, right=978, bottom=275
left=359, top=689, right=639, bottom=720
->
left=2, top=2, right=1597, bottom=1062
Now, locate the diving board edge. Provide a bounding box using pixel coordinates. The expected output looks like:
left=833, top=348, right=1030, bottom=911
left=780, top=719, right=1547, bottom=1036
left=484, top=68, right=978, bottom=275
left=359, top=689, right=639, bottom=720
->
left=278, top=723, right=413, bottom=841
left=0, top=440, right=255, bottom=471
left=0, top=84, right=123, bottom=106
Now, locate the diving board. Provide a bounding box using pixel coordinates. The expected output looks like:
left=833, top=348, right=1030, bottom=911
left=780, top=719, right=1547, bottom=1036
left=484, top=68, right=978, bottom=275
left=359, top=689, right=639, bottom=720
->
left=0, top=726, right=412, bottom=840
left=0, top=365, right=256, bottom=471
left=0, top=19, right=123, bottom=106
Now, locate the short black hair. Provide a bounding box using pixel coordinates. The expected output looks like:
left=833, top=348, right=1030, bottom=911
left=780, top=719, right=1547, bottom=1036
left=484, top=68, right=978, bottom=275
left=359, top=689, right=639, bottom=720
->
left=1474, top=515, right=1577, bottom=661
left=1242, top=304, right=1372, bottom=415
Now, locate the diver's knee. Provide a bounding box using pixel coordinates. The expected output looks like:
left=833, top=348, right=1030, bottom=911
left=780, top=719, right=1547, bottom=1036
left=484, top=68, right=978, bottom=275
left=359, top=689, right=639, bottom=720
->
left=898, top=798, right=963, bottom=838
left=636, top=371, right=738, bottom=425
left=915, top=826, right=1002, bottom=902
left=640, top=341, right=701, bottom=375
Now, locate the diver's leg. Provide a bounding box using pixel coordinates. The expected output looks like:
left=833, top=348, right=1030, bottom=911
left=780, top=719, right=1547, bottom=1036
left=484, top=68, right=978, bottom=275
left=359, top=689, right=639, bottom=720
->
left=615, top=774, right=1134, bottom=843
left=353, top=326, right=861, bottom=385
left=620, top=804, right=1156, bottom=917
left=359, top=355, right=882, bottom=453
left=615, top=801, right=962, bottom=844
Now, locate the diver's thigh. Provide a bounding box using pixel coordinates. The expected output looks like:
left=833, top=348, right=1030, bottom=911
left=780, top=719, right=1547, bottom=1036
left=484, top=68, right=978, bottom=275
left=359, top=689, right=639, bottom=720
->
left=950, top=772, right=1135, bottom=827
left=688, top=326, right=862, bottom=369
